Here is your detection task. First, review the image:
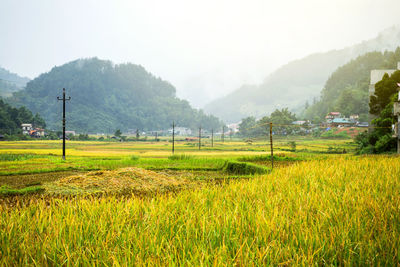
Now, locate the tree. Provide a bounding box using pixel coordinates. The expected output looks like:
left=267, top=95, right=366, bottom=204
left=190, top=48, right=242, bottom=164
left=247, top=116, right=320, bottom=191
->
left=33, top=113, right=46, bottom=128
left=238, top=117, right=258, bottom=137
left=269, top=108, right=297, bottom=135
left=239, top=108, right=297, bottom=138
left=136, top=129, right=140, bottom=140
left=114, top=129, right=122, bottom=137
left=357, top=70, right=400, bottom=153
left=369, top=72, right=400, bottom=115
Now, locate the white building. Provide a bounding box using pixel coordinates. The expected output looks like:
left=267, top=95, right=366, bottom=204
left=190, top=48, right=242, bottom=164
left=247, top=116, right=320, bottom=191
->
left=21, top=124, right=33, bottom=135
left=65, top=130, right=76, bottom=136
left=168, top=127, right=192, bottom=136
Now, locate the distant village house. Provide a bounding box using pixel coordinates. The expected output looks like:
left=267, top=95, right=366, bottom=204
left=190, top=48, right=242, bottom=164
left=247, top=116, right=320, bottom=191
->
left=65, top=131, right=76, bottom=136
left=168, top=127, right=192, bottom=136
left=21, top=124, right=33, bottom=135
left=21, top=123, right=46, bottom=138
left=324, top=112, right=360, bottom=127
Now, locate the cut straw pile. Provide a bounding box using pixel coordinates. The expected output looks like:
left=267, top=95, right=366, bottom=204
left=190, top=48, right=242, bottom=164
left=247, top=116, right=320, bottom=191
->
left=45, top=167, right=189, bottom=195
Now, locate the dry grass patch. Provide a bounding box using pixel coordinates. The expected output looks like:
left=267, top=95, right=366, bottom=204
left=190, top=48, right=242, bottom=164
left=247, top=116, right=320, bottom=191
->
left=45, top=167, right=192, bottom=195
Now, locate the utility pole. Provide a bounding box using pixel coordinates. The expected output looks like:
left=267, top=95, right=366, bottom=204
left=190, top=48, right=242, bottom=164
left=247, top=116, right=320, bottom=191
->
left=172, top=121, right=175, bottom=154
left=270, top=122, right=274, bottom=169
left=211, top=129, right=214, bottom=147
left=155, top=131, right=158, bottom=141
left=57, top=88, right=71, bottom=160
left=222, top=126, right=225, bottom=143
left=198, top=126, right=201, bottom=150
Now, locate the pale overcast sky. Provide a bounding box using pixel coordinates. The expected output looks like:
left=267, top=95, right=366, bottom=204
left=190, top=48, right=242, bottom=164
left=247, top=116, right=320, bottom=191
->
left=1, top=0, right=400, bottom=107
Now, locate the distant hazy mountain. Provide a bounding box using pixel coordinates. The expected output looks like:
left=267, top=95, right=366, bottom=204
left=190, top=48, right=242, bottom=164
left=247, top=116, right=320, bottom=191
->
left=204, top=26, right=400, bottom=122
left=0, top=66, right=30, bottom=97
left=7, top=58, right=222, bottom=133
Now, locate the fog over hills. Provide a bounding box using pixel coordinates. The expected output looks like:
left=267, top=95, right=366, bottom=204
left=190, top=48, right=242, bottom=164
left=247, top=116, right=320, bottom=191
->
left=204, top=26, right=400, bottom=123
left=0, top=67, right=30, bottom=98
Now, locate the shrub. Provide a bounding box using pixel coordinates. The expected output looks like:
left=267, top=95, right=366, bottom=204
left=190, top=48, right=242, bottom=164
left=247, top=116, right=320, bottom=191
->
left=321, top=129, right=349, bottom=139
left=223, top=161, right=269, bottom=175
left=288, top=141, right=296, bottom=151
left=130, top=155, right=140, bottom=161
left=374, top=134, right=397, bottom=153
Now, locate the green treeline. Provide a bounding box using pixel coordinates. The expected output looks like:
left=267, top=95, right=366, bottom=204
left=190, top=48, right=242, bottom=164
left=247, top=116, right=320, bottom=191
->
left=302, top=47, right=400, bottom=122
left=7, top=58, right=223, bottom=133
left=0, top=98, right=45, bottom=135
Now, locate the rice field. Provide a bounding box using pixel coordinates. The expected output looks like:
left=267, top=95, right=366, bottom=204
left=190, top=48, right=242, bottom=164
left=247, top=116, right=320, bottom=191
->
left=0, top=138, right=398, bottom=265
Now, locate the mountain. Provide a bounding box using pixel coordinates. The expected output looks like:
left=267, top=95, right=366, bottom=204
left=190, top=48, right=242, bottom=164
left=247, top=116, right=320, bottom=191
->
left=302, top=48, right=400, bottom=122
left=204, top=26, right=400, bottom=122
left=7, top=58, right=223, bottom=133
left=0, top=66, right=30, bottom=98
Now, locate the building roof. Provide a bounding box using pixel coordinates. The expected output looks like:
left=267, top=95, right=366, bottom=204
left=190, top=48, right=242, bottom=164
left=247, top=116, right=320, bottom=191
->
left=332, top=118, right=351, bottom=124
left=329, top=112, right=341, bottom=115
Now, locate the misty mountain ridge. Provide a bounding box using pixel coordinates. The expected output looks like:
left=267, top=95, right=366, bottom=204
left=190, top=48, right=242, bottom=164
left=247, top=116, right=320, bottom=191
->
left=302, top=47, right=400, bottom=122
left=7, top=58, right=223, bottom=133
left=0, top=66, right=30, bottom=98
left=204, top=25, right=400, bottom=122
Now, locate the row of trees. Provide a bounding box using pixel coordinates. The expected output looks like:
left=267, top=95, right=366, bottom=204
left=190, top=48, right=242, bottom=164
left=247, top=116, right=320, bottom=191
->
left=238, top=108, right=298, bottom=137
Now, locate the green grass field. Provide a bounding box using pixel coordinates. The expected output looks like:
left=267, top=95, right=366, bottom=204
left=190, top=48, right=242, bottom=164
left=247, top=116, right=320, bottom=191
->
left=0, top=137, right=399, bottom=265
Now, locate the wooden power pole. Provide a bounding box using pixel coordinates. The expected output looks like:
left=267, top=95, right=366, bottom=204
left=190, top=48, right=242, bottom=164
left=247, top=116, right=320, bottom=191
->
left=211, top=129, right=214, bottom=147
left=57, top=88, right=71, bottom=160
left=198, top=126, right=201, bottom=150
left=172, top=121, right=175, bottom=154
left=270, top=122, right=274, bottom=169
left=222, top=126, right=225, bottom=143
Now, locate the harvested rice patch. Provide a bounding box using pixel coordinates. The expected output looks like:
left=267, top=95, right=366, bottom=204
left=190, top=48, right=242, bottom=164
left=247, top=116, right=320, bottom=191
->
left=44, top=167, right=192, bottom=195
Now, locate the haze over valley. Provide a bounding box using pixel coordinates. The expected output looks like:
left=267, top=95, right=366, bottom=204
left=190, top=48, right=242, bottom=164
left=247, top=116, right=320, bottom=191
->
left=2, top=0, right=400, bottom=114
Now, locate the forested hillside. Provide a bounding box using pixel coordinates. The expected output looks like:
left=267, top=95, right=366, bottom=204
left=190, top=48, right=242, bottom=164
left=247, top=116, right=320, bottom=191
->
left=7, top=58, right=223, bottom=133
left=302, top=48, right=400, bottom=122
left=0, top=98, right=45, bottom=135
left=0, top=66, right=30, bottom=98
left=204, top=26, right=400, bottom=122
